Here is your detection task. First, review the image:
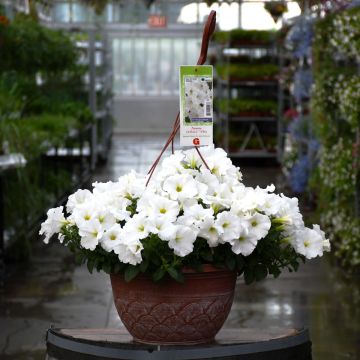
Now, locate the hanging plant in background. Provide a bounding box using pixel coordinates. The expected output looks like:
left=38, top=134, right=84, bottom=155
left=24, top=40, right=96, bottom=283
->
left=205, top=0, right=218, bottom=6
left=143, top=0, right=156, bottom=9
left=264, top=1, right=288, bottom=22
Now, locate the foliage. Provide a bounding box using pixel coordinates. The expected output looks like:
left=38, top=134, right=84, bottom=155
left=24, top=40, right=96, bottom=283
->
left=216, top=64, right=279, bottom=80
left=312, top=138, right=360, bottom=269
left=213, top=29, right=277, bottom=45
left=0, top=16, right=78, bottom=74
left=62, top=221, right=305, bottom=285
left=217, top=99, right=277, bottom=116
left=2, top=114, right=78, bottom=158
left=310, top=5, right=360, bottom=272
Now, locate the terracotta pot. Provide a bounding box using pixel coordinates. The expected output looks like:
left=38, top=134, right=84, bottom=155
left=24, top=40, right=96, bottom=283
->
left=110, top=265, right=237, bottom=345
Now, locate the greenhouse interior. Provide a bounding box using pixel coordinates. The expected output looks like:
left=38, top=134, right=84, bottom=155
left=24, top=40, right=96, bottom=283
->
left=0, top=0, right=359, bottom=359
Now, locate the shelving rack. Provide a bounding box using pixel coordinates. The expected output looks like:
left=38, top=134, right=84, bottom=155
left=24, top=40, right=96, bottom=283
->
left=75, top=29, right=113, bottom=169
left=215, top=38, right=284, bottom=161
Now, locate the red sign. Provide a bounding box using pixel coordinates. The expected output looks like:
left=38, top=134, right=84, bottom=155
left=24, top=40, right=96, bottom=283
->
left=193, top=138, right=200, bottom=146
left=148, top=15, right=167, bottom=28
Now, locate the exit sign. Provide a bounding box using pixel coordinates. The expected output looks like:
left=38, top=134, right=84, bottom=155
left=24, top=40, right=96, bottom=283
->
left=148, top=15, right=167, bottom=28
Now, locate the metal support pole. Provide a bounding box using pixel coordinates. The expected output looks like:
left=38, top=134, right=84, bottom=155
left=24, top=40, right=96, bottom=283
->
left=238, top=0, right=242, bottom=29
left=88, top=29, right=97, bottom=171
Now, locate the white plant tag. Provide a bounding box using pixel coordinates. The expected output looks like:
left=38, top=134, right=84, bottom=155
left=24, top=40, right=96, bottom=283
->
left=179, top=65, right=213, bottom=147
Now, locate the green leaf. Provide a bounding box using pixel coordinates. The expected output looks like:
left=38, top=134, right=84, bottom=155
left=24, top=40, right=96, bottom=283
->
left=102, top=263, right=111, bottom=274
left=124, top=266, right=140, bottom=282
left=87, top=259, right=95, bottom=274
left=140, top=259, right=149, bottom=273
left=75, top=252, right=85, bottom=265
left=200, top=249, right=213, bottom=263
left=236, top=256, right=245, bottom=272
left=167, top=267, right=185, bottom=283
left=152, top=267, right=166, bottom=282
left=254, top=264, right=268, bottom=282
left=244, top=268, right=255, bottom=285
left=225, top=255, right=236, bottom=271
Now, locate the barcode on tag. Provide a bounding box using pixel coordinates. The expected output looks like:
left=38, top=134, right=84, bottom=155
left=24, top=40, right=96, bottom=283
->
left=204, top=101, right=212, bottom=117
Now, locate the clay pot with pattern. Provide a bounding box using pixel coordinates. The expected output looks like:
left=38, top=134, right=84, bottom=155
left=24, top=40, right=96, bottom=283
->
left=110, top=265, right=237, bottom=345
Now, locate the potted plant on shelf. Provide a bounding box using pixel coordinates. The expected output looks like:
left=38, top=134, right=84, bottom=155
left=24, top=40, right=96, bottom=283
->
left=217, top=99, right=277, bottom=117
left=216, top=64, right=279, bottom=82
left=40, top=144, right=330, bottom=345
left=213, top=29, right=277, bottom=46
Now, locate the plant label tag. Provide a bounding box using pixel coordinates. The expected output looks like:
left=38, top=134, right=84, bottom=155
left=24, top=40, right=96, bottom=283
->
left=179, top=65, right=213, bottom=147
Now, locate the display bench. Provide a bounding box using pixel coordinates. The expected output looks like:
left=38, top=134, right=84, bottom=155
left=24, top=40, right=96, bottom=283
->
left=46, top=328, right=311, bottom=360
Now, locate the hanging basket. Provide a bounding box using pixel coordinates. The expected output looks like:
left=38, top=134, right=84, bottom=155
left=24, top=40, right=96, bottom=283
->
left=264, top=2, right=288, bottom=22
left=111, top=265, right=236, bottom=345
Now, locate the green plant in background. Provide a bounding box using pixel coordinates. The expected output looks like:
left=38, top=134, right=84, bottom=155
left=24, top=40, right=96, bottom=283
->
left=216, top=64, right=279, bottom=80
left=312, top=138, right=360, bottom=269
left=217, top=99, right=277, bottom=116
left=0, top=16, right=77, bottom=74
left=310, top=5, right=360, bottom=273
left=329, top=7, right=360, bottom=61
left=0, top=11, right=95, bottom=259
left=2, top=114, right=79, bottom=159
left=213, top=29, right=277, bottom=45
left=337, top=75, right=360, bottom=130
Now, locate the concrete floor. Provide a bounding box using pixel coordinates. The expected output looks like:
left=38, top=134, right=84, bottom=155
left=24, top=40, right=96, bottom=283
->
left=1, top=134, right=359, bottom=360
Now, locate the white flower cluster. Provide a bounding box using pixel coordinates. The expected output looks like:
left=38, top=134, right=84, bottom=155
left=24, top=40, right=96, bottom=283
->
left=337, top=75, right=360, bottom=129
left=40, top=146, right=330, bottom=265
left=185, top=77, right=212, bottom=120
left=319, top=137, right=356, bottom=196
left=330, top=11, right=360, bottom=60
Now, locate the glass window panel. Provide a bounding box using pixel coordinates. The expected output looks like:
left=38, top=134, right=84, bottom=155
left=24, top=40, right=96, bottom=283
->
left=53, top=3, right=70, bottom=23
left=172, top=38, right=186, bottom=95
left=134, top=39, right=146, bottom=96
left=112, top=39, right=122, bottom=96
left=72, top=4, right=88, bottom=22
left=120, top=38, right=134, bottom=95
left=146, top=38, right=160, bottom=96
left=113, top=36, right=201, bottom=97
left=160, top=38, right=172, bottom=96
left=186, top=38, right=200, bottom=65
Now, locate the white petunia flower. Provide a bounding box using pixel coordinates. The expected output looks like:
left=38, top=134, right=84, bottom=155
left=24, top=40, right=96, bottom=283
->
left=204, top=183, right=232, bottom=212
left=260, top=193, right=283, bottom=216
left=114, top=233, right=143, bottom=265
left=163, top=174, right=198, bottom=201
left=145, top=195, right=180, bottom=221
left=293, top=227, right=324, bottom=259
left=100, top=224, right=123, bottom=252
left=107, top=197, right=131, bottom=222
left=215, top=211, right=241, bottom=243
left=66, top=189, right=93, bottom=212
left=95, top=208, right=117, bottom=231
left=168, top=225, right=198, bottom=257
left=78, top=219, right=103, bottom=250
left=72, top=203, right=99, bottom=228
left=145, top=216, right=177, bottom=241
left=123, top=214, right=149, bottom=239
left=183, top=204, right=214, bottom=227
left=242, top=212, right=271, bottom=241
left=312, top=224, right=331, bottom=252
left=198, top=216, right=220, bottom=247
left=39, top=206, right=67, bottom=244
left=230, top=227, right=259, bottom=256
